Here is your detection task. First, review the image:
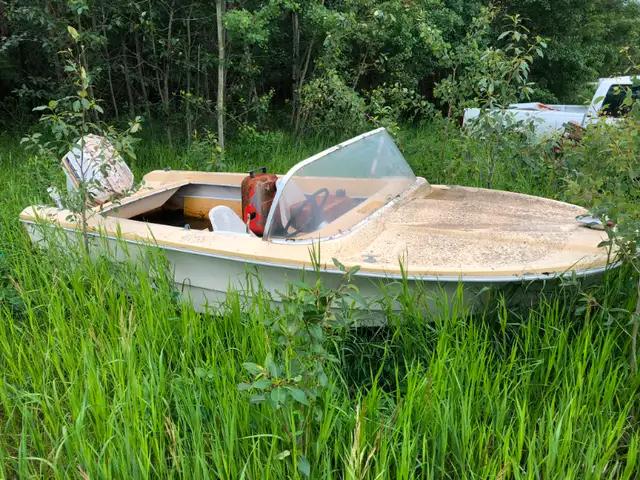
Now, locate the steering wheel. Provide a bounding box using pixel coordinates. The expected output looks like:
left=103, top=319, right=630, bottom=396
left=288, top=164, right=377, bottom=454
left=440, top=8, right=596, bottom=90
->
left=283, top=187, right=330, bottom=237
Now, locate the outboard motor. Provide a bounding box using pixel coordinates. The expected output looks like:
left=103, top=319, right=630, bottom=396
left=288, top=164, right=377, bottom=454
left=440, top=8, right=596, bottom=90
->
left=241, top=167, right=277, bottom=236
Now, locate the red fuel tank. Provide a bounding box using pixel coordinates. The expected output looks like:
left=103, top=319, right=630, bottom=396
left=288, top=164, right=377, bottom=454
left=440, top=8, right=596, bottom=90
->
left=241, top=167, right=277, bottom=236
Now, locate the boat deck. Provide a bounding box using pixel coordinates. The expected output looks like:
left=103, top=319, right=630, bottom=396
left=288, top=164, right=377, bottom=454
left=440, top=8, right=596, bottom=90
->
left=20, top=170, right=611, bottom=280
left=342, top=184, right=609, bottom=276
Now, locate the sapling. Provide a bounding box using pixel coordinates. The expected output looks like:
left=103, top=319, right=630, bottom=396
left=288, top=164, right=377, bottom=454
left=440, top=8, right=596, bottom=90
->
left=238, top=245, right=362, bottom=477
left=561, top=66, right=640, bottom=374
left=22, top=22, right=141, bottom=252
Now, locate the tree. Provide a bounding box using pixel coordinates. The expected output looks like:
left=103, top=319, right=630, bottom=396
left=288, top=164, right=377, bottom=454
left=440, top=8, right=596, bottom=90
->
left=216, top=0, right=225, bottom=151
left=1, top=0, right=639, bottom=136
left=500, top=0, right=640, bottom=101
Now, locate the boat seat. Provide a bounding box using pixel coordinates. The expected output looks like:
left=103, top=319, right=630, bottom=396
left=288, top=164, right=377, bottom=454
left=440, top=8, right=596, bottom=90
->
left=208, top=205, right=247, bottom=234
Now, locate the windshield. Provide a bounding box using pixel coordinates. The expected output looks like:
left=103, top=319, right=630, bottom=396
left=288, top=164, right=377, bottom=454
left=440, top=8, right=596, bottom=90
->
left=265, top=128, right=417, bottom=241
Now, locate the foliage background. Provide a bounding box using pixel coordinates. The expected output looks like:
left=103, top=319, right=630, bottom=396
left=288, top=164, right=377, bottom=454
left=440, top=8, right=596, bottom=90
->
left=1, top=0, right=639, bottom=137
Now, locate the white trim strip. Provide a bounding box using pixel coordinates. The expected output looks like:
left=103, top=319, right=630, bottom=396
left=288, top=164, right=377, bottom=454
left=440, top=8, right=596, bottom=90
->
left=21, top=219, right=619, bottom=284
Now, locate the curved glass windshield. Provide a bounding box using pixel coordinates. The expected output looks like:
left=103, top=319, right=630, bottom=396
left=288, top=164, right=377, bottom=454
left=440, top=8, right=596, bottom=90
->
left=265, top=128, right=417, bottom=241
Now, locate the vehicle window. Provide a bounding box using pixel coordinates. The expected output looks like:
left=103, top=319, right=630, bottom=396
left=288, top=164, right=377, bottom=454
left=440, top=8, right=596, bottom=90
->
left=601, top=84, right=640, bottom=117
left=265, top=129, right=417, bottom=241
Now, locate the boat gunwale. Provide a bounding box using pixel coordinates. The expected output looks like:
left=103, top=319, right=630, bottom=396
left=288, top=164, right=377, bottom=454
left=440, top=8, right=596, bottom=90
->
left=19, top=217, right=619, bottom=284
left=19, top=179, right=614, bottom=279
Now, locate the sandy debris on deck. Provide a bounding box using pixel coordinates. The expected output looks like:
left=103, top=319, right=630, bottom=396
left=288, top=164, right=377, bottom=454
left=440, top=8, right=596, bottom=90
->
left=341, top=184, right=606, bottom=272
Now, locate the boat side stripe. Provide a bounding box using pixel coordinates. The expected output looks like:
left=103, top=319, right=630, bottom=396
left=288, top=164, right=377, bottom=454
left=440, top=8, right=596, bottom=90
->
left=20, top=219, right=618, bottom=284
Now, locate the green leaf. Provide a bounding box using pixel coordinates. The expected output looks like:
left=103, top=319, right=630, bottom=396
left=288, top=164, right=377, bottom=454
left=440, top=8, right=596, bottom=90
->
left=67, top=26, right=80, bottom=42
left=292, top=280, right=310, bottom=289
left=332, top=257, right=346, bottom=271
left=347, top=265, right=361, bottom=276
left=298, top=455, right=310, bottom=477
left=309, top=324, right=323, bottom=341
left=318, top=371, right=328, bottom=387
left=237, top=382, right=252, bottom=391
left=348, top=290, right=367, bottom=307
left=270, top=387, right=286, bottom=406
left=276, top=450, right=290, bottom=460
left=251, top=378, right=272, bottom=390
left=286, top=387, right=309, bottom=405
left=264, top=353, right=279, bottom=378
left=242, top=362, right=264, bottom=376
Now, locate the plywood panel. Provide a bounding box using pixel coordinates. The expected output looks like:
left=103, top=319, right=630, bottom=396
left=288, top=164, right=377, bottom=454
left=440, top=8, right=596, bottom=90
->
left=183, top=197, right=243, bottom=219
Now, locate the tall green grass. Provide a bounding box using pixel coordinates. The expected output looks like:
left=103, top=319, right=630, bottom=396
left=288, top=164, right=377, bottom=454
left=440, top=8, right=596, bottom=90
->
left=0, top=127, right=639, bottom=478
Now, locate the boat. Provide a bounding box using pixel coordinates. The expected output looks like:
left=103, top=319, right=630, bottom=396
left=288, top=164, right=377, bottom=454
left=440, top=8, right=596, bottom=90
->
left=19, top=128, right=614, bottom=317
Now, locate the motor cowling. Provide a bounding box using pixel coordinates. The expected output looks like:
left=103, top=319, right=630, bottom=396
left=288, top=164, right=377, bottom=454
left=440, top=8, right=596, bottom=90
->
left=241, top=167, right=277, bottom=236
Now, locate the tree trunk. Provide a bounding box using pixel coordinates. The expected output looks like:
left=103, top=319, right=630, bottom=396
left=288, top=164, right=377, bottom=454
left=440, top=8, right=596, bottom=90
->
left=216, top=0, right=226, bottom=150
left=134, top=32, right=152, bottom=121
left=196, top=45, right=201, bottom=99
left=43, top=1, right=64, bottom=83
left=290, top=10, right=300, bottom=125
left=185, top=8, right=193, bottom=142
left=163, top=6, right=174, bottom=117
left=121, top=43, right=135, bottom=117
left=294, top=37, right=315, bottom=134
left=99, top=6, right=119, bottom=119
left=0, top=1, right=8, bottom=38
left=204, top=61, right=210, bottom=102
left=147, top=0, right=165, bottom=120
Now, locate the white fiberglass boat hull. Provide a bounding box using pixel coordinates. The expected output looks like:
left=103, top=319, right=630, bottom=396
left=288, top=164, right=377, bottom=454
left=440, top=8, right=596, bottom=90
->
left=19, top=128, right=614, bottom=320
left=21, top=219, right=611, bottom=322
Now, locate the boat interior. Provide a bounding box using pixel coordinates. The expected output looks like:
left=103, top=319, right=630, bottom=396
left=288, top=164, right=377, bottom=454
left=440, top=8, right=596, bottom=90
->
left=109, top=183, right=243, bottom=232
left=54, top=128, right=420, bottom=241
left=101, top=174, right=417, bottom=241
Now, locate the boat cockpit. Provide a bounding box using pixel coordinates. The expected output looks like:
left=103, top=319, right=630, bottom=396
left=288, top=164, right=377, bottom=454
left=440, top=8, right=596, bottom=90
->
left=100, top=128, right=419, bottom=242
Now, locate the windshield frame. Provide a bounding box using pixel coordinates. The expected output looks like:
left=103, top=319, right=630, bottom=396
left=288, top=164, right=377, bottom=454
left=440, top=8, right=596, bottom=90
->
left=263, top=127, right=417, bottom=243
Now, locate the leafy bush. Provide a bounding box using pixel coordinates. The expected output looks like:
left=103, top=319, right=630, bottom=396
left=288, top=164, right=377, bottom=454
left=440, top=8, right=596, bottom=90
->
left=562, top=95, right=640, bottom=250
left=181, top=128, right=224, bottom=172
left=462, top=111, right=559, bottom=189
left=435, top=9, right=547, bottom=116
left=297, top=70, right=368, bottom=136
left=366, top=82, right=435, bottom=135
left=239, top=257, right=361, bottom=477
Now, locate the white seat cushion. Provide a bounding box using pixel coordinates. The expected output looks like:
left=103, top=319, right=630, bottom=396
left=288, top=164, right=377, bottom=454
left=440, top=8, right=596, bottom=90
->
left=209, top=206, right=247, bottom=234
